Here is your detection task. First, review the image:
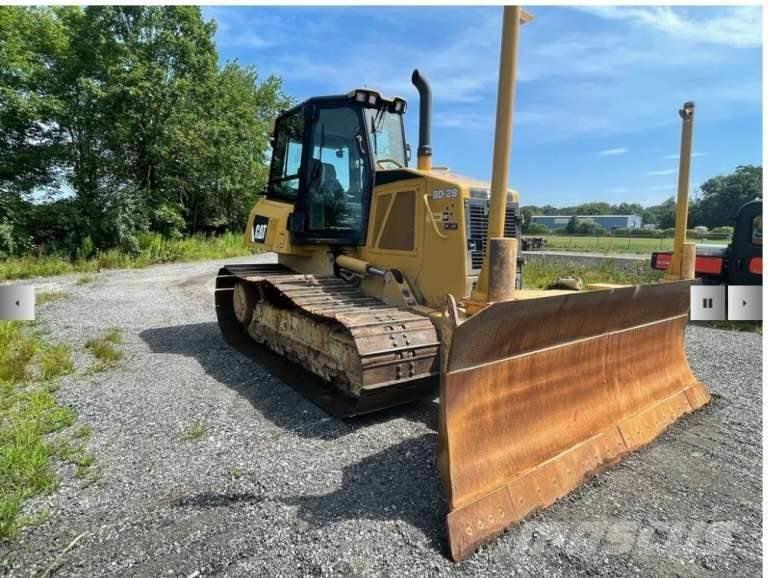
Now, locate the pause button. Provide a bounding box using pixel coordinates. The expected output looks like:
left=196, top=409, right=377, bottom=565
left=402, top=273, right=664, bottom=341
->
left=690, top=286, right=725, bottom=321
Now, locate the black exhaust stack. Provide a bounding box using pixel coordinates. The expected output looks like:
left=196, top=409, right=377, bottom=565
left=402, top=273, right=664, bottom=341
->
left=411, top=69, right=432, bottom=169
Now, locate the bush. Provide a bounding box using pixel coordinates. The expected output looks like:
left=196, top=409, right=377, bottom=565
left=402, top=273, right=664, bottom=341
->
left=152, top=203, right=186, bottom=240
left=575, top=221, right=606, bottom=236
left=0, top=221, right=14, bottom=257
left=118, top=233, right=141, bottom=257
left=612, top=227, right=662, bottom=238
left=525, top=223, right=549, bottom=235
left=710, top=226, right=734, bottom=237
left=76, top=236, right=95, bottom=261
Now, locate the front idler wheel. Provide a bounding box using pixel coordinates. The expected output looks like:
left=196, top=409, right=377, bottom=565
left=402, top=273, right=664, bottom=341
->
left=233, top=282, right=257, bottom=326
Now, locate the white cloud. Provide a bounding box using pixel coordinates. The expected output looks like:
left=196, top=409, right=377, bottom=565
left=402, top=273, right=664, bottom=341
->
left=647, top=169, right=677, bottom=176
left=221, top=33, right=275, bottom=49
left=577, top=6, right=762, bottom=49
left=513, top=7, right=761, bottom=139
left=609, top=187, right=631, bottom=193
left=515, top=104, right=616, bottom=136
left=205, top=6, right=762, bottom=143
left=212, top=8, right=502, bottom=104
left=598, top=147, right=628, bottom=156
left=434, top=112, right=493, bottom=130
left=203, top=8, right=308, bottom=51
left=664, top=152, right=709, bottom=159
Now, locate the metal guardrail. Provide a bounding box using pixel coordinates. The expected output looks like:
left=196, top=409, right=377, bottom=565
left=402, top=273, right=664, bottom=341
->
left=531, top=234, right=730, bottom=253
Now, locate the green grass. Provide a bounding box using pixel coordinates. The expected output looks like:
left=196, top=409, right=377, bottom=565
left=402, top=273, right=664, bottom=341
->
left=0, top=321, right=93, bottom=539
left=102, top=327, right=122, bottom=344
left=180, top=421, right=208, bottom=442
left=0, top=231, right=253, bottom=281
left=522, top=259, right=662, bottom=289
left=75, top=275, right=97, bottom=285
left=36, top=291, right=67, bottom=306
left=72, top=425, right=92, bottom=440
left=538, top=235, right=729, bottom=254
left=85, top=328, right=123, bottom=369
left=39, top=344, right=75, bottom=380
left=0, top=322, right=76, bottom=384
left=697, top=320, right=763, bottom=335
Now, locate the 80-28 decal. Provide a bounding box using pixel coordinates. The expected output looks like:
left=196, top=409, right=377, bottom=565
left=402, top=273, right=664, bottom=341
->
left=252, top=216, right=269, bottom=243
left=431, top=188, right=458, bottom=200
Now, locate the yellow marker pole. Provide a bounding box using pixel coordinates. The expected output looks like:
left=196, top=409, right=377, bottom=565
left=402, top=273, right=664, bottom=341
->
left=666, top=102, right=696, bottom=281
left=473, top=6, right=527, bottom=302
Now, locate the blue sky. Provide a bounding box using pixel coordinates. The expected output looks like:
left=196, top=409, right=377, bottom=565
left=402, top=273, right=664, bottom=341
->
left=204, top=5, right=762, bottom=208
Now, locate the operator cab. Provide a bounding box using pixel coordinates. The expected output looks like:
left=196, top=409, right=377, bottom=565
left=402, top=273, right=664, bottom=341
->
left=729, top=199, right=762, bottom=284
left=267, top=89, right=408, bottom=245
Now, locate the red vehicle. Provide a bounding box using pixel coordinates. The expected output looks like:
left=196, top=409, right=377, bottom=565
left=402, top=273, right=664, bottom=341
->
left=652, top=200, right=762, bottom=285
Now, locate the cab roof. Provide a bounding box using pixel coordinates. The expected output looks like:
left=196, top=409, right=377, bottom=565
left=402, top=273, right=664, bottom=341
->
left=279, top=89, right=407, bottom=119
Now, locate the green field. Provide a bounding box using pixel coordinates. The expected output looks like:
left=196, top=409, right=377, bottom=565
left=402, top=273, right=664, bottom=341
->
left=536, top=235, right=729, bottom=254
left=522, top=259, right=662, bottom=289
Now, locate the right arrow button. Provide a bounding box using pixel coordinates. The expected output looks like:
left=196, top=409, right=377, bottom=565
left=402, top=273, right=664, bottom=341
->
left=727, top=286, right=762, bottom=321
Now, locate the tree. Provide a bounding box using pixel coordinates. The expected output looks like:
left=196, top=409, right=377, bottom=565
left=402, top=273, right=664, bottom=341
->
left=520, top=206, right=534, bottom=233
left=691, top=165, right=762, bottom=228
left=633, top=197, right=677, bottom=229
left=0, top=6, right=290, bottom=254
left=0, top=8, right=69, bottom=199
left=52, top=6, right=227, bottom=249
left=615, top=202, right=644, bottom=216
left=565, top=215, right=578, bottom=234
left=163, top=63, right=288, bottom=233
left=572, top=202, right=611, bottom=215
left=0, top=7, right=71, bottom=252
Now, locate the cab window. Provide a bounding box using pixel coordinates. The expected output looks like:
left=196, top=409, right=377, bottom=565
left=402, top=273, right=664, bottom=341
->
left=751, top=215, right=762, bottom=246
left=365, top=109, right=406, bottom=168
left=268, top=108, right=304, bottom=199
left=306, top=106, right=368, bottom=232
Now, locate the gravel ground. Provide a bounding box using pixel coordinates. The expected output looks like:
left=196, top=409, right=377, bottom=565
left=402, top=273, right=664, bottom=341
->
left=1, top=253, right=762, bottom=576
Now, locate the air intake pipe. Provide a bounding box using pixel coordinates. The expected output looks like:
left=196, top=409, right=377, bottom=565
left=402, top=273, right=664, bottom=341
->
left=411, top=69, right=432, bottom=171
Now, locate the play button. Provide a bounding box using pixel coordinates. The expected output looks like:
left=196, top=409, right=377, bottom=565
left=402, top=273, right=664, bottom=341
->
left=727, top=286, right=762, bottom=321
left=0, top=285, right=35, bottom=320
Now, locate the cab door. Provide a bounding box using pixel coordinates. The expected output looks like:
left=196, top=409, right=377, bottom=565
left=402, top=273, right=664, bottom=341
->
left=289, top=103, right=374, bottom=246
left=729, top=201, right=762, bottom=285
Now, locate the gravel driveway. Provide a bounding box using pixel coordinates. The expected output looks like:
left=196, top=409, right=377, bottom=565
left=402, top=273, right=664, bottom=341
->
left=1, top=253, right=762, bottom=576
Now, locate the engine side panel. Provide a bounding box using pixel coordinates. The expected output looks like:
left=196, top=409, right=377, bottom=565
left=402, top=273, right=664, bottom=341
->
left=245, top=197, right=308, bottom=256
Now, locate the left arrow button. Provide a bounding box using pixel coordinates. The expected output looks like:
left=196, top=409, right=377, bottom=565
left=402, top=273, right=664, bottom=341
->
left=1, top=285, right=35, bottom=320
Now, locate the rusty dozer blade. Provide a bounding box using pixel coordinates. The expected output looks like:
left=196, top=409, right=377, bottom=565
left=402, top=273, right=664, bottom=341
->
left=439, top=280, right=710, bottom=561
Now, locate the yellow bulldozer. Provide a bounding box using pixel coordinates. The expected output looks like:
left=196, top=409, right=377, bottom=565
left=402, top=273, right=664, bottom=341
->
left=215, top=6, right=710, bottom=561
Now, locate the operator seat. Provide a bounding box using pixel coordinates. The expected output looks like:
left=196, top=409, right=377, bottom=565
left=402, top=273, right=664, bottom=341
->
left=308, top=160, right=346, bottom=229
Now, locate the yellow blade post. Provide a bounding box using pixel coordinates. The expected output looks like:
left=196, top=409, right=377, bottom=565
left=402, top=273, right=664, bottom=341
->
left=439, top=281, right=710, bottom=561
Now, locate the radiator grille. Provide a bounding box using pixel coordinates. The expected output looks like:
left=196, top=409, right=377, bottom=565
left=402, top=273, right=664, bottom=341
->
left=466, top=199, right=520, bottom=271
